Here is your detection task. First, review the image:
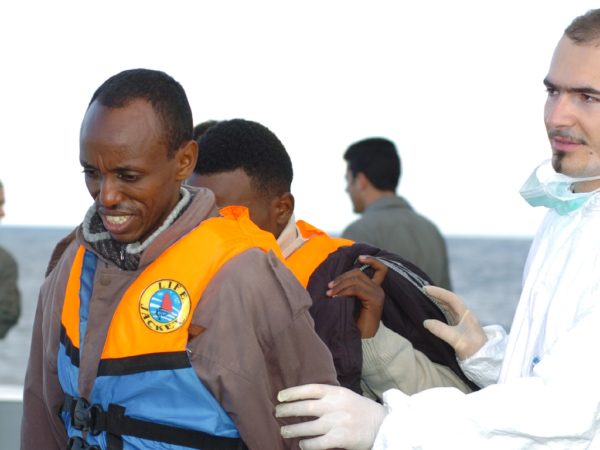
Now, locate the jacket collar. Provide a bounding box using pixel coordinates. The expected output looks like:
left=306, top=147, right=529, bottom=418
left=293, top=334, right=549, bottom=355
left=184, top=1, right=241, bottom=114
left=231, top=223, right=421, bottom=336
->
left=364, top=195, right=413, bottom=213
left=277, top=214, right=307, bottom=258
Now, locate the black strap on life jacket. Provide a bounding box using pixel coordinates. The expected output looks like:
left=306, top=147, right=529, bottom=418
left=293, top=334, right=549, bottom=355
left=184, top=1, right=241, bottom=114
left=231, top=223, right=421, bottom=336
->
left=61, top=394, right=247, bottom=450
left=66, top=436, right=101, bottom=450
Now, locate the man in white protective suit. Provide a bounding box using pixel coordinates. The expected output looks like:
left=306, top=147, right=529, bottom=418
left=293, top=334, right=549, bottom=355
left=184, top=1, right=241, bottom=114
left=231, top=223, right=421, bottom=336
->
left=275, top=8, right=600, bottom=450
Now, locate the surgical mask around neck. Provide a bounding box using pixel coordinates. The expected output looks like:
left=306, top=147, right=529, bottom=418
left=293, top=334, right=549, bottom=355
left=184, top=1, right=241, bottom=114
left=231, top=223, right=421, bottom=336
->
left=519, top=159, right=600, bottom=215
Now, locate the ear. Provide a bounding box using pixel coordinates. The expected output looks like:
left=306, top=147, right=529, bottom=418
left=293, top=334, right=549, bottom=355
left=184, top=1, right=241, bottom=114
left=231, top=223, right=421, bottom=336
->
left=269, top=192, right=295, bottom=239
left=274, top=192, right=294, bottom=226
left=355, top=172, right=370, bottom=190
left=175, top=140, right=198, bottom=181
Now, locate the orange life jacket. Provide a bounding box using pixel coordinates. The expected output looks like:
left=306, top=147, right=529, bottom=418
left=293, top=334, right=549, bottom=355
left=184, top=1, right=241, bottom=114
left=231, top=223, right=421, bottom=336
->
left=62, top=206, right=284, bottom=359
left=285, top=220, right=353, bottom=287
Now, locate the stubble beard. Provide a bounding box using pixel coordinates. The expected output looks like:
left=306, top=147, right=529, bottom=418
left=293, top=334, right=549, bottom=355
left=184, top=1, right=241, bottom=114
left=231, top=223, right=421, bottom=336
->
left=552, top=151, right=565, bottom=174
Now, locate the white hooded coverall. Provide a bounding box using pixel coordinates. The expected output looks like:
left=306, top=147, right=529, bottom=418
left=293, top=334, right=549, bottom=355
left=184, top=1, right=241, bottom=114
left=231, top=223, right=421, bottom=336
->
left=372, top=193, right=600, bottom=449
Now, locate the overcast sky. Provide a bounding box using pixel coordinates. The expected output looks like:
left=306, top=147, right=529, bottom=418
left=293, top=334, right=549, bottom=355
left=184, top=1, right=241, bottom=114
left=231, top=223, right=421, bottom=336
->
left=1, top=0, right=598, bottom=237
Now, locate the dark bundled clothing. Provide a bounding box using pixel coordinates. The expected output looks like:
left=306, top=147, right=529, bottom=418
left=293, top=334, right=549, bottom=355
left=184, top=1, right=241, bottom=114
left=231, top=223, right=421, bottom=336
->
left=307, top=242, right=479, bottom=394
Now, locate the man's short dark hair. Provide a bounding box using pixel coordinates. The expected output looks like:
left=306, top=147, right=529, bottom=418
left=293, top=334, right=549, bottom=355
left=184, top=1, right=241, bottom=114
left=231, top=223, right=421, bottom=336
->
left=344, top=137, right=401, bottom=192
left=89, top=68, right=193, bottom=158
left=565, top=8, right=600, bottom=45
left=195, top=118, right=293, bottom=195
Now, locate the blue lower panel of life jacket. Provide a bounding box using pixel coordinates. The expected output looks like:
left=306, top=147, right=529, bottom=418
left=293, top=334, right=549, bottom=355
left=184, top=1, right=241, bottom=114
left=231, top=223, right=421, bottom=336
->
left=58, top=348, right=241, bottom=448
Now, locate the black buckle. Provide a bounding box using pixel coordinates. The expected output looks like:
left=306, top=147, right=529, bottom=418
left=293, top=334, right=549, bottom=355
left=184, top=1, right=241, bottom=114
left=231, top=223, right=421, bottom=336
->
left=71, top=397, right=104, bottom=435
left=66, top=436, right=101, bottom=450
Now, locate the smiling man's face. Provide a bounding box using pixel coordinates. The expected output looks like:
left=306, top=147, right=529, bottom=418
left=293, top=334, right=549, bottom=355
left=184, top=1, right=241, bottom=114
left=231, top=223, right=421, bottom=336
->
left=80, top=98, right=192, bottom=243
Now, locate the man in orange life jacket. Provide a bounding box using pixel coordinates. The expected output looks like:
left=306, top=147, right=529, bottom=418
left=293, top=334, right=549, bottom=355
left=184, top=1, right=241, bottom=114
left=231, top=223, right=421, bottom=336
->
left=20, top=70, right=339, bottom=450
left=188, top=118, right=472, bottom=398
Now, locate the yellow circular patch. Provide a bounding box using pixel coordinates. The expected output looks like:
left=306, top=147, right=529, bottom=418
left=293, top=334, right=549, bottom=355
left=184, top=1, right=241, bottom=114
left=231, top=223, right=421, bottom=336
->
left=139, top=279, right=191, bottom=333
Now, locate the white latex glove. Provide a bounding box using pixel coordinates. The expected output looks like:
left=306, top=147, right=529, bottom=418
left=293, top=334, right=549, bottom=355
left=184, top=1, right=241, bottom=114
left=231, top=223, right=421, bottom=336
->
left=422, top=285, right=487, bottom=360
left=276, top=384, right=387, bottom=450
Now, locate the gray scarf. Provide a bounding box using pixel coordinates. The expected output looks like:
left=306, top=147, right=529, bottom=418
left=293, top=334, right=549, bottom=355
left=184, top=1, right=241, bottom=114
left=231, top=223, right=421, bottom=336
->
left=81, top=188, right=191, bottom=270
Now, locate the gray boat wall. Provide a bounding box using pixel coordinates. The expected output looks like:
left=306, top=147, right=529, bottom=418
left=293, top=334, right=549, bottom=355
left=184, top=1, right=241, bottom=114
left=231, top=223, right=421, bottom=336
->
left=0, top=385, right=22, bottom=450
